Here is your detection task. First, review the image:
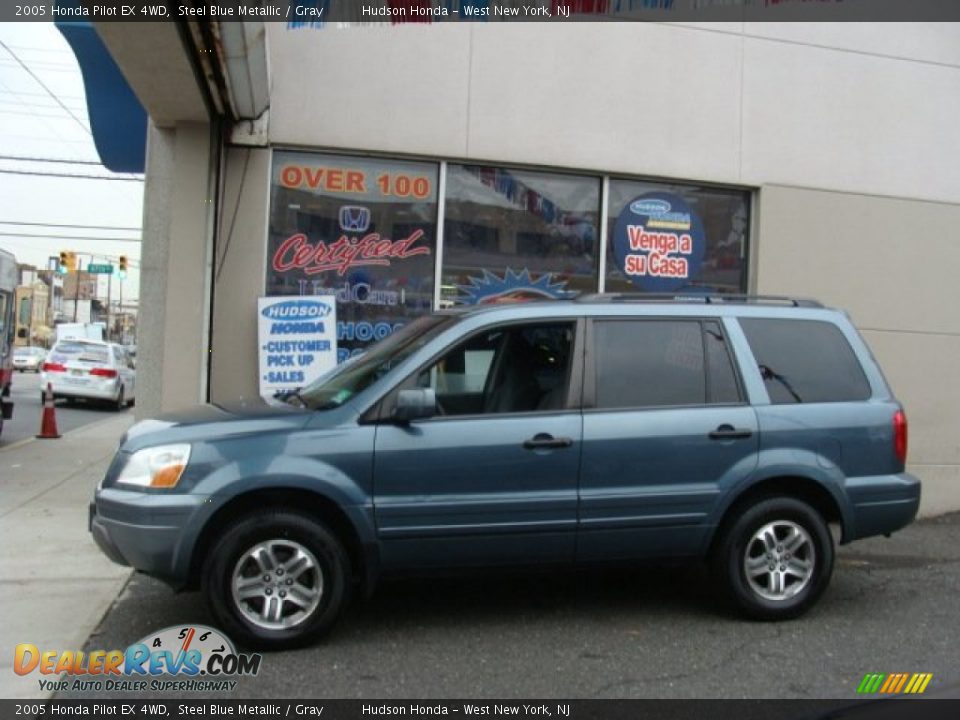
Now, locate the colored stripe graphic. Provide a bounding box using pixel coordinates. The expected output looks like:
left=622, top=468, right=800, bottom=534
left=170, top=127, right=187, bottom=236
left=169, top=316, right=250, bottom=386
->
left=879, top=674, right=897, bottom=693
left=857, top=672, right=932, bottom=694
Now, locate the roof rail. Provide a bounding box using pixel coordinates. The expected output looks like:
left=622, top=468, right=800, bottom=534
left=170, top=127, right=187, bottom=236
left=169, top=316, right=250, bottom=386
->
left=574, top=293, right=823, bottom=308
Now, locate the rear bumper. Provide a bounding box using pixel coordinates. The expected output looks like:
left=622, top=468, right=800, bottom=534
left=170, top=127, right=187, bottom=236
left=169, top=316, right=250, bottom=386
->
left=845, top=472, right=921, bottom=541
left=89, top=488, right=211, bottom=589
left=45, top=374, right=120, bottom=401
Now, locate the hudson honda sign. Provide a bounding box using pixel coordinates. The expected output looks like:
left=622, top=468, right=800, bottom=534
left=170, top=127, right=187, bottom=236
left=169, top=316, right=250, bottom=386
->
left=612, top=191, right=706, bottom=292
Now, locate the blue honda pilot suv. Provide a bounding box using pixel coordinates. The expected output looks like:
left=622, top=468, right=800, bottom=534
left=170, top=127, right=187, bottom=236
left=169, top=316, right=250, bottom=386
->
left=90, top=295, right=920, bottom=648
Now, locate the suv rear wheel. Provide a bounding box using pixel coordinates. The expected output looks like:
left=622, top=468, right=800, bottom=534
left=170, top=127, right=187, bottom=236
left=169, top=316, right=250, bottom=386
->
left=712, top=497, right=833, bottom=620
left=202, top=511, right=349, bottom=649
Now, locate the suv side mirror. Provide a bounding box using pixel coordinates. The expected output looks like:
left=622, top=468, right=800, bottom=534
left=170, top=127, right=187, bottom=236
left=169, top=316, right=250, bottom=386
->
left=393, top=388, right=437, bottom=424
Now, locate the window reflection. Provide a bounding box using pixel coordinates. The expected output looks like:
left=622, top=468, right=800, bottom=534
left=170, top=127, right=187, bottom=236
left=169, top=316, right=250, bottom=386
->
left=442, top=165, right=601, bottom=306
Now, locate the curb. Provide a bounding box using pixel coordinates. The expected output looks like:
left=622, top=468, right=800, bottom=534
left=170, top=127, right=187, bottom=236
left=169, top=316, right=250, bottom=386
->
left=0, top=412, right=132, bottom=453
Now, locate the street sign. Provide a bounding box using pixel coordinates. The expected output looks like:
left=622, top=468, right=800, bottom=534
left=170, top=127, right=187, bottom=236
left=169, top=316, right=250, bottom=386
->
left=87, top=264, right=114, bottom=274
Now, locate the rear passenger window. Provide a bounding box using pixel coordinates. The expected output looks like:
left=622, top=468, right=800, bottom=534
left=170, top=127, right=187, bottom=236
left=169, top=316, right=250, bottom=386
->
left=740, top=318, right=871, bottom=403
left=595, top=321, right=705, bottom=409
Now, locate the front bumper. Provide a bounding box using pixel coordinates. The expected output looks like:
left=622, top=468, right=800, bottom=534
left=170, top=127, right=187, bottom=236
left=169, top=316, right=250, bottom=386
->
left=89, top=488, right=211, bottom=588
left=846, top=472, right=921, bottom=540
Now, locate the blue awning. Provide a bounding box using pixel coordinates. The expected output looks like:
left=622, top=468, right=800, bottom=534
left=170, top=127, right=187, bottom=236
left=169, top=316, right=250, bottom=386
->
left=56, top=10, right=147, bottom=173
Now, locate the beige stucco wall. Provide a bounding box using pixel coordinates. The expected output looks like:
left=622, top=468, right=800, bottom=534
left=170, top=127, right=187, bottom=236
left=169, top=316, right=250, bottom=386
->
left=266, top=22, right=960, bottom=204
left=755, top=185, right=960, bottom=516
left=136, top=121, right=212, bottom=419
left=209, top=147, right=271, bottom=406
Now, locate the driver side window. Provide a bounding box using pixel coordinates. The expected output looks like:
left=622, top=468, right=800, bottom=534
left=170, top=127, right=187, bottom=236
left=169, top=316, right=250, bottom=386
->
left=416, top=322, right=574, bottom=416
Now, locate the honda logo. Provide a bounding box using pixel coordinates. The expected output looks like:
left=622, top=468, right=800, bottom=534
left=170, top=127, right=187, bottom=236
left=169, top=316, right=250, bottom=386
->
left=338, top=206, right=371, bottom=233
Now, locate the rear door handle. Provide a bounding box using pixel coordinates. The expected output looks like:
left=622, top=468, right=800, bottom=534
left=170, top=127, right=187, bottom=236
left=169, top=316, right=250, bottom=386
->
left=523, top=433, right=574, bottom=450
left=708, top=424, right=753, bottom=440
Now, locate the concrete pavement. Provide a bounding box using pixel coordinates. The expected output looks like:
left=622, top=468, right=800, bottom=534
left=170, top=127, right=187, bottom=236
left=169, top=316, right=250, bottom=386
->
left=0, top=412, right=134, bottom=700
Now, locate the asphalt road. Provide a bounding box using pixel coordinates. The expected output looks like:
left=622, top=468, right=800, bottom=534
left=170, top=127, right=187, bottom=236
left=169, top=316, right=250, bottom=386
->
left=58, top=512, right=959, bottom=700
left=0, top=370, right=131, bottom=447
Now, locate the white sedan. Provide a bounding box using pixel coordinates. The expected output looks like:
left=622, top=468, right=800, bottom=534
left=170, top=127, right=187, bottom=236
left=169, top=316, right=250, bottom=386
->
left=40, top=339, right=136, bottom=410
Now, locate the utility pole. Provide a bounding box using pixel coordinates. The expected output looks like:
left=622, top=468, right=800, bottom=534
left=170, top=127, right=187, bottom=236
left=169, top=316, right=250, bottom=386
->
left=106, top=271, right=112, bottom=342
left=118, top=276, right=123, bottom=343
left=72, top=257, right=82, bottom=322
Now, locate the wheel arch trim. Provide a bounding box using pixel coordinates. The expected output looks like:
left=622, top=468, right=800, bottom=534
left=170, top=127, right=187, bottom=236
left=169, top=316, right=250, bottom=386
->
left=181, top=480, right=378, bottom=596
left=705, top=467, right=852, bottom=555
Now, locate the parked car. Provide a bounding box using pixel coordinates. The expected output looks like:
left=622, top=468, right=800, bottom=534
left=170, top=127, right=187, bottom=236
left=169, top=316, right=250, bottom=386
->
left=89, top=295, right=919, bottom=649
left=13, top=346, right=46, bottom=372
left=41, top=338, right=136, bottom=410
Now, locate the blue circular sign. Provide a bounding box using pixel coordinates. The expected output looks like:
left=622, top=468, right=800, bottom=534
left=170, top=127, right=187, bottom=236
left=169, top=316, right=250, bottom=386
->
left=612, top=192, right=706, bottom=292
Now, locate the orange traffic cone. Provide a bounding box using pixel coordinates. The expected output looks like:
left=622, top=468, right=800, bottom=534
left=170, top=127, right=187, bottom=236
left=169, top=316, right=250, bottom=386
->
left=37, top=382, right=61, bottom=439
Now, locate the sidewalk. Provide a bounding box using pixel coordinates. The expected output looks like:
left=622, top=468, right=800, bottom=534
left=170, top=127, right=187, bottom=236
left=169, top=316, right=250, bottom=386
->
left=0, top=414, right=134, bottom=700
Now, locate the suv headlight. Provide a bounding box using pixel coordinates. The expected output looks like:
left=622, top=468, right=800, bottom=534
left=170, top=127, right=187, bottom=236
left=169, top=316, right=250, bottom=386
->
left=116, top=444, right=191, bottom=488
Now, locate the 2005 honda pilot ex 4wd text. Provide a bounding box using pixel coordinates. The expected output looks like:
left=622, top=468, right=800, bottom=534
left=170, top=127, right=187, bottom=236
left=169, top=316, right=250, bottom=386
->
left=90, top=295, right=920, bottom=649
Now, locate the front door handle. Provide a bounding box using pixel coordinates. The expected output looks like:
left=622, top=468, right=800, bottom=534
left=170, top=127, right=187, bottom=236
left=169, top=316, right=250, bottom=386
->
left=523, top=433, right=574, bottom=450
left=708, top=424, right=753, bottom=440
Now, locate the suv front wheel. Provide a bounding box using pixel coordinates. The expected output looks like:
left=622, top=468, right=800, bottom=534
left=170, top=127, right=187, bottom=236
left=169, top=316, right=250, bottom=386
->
left=202, top=511, right=350, bottom=649
left=712, top=497, right=834, bottom=620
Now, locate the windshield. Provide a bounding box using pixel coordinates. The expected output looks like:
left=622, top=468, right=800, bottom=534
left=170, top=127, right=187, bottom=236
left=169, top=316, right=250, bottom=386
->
left=51, top=341, right=110, bottom=365
left=298, top=314, right=457, bottom=410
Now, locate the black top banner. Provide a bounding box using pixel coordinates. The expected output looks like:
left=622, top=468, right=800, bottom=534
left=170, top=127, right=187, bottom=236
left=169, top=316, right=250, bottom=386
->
left=4, top=0, right=960, bottom=24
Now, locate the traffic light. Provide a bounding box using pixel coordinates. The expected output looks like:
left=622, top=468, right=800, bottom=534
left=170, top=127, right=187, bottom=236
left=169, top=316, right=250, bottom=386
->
left=59, top=251, right=77, bottom=273
left=118, top=255, right=128, bottom=279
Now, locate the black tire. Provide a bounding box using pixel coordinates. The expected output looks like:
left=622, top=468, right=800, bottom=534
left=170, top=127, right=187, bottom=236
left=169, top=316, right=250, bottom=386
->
left=202, top=511, right=350, bottom=650
left=711, top=497, right=833, bottom=620
left=114, top=386, right=125, bottom=411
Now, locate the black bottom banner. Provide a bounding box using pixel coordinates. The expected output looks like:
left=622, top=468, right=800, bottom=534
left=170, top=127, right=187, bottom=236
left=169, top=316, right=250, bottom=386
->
left=5, top=699, right=960, bottom=720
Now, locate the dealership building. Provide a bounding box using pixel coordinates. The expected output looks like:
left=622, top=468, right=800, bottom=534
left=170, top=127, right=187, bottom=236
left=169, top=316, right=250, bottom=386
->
left=69, top=17, right=960, bottom=515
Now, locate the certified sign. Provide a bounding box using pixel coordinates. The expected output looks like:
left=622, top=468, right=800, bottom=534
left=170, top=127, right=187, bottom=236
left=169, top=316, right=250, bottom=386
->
left=612, top=192, right=706, bottom=292
left=257, top=297, right=337, bottom=403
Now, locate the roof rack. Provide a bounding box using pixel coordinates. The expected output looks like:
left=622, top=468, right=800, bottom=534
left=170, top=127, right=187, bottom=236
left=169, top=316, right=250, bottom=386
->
left=574, top=293, right=823, bottom=308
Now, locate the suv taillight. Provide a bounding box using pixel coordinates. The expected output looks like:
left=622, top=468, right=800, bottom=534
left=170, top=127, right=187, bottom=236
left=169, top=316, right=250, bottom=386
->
left=42, top=362, right=66, bottom=373
left=893, top=409, right=908, bottom=465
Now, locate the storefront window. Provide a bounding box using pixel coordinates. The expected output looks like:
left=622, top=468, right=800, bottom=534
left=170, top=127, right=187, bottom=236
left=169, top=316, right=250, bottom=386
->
left=606, top=179, right=750, bottom=294
left=267, top=151, right=439, bottom=362
left=441, top=165, right=601, bottom=306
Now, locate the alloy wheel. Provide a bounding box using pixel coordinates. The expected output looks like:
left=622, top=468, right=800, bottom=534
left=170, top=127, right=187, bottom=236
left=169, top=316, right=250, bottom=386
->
left=231, top=539, right=324, bottom=630
left=742, top=520, right=816, bottom=601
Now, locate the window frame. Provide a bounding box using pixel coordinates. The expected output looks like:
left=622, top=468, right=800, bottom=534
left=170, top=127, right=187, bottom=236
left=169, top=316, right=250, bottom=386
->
left=583, top=316, right=748, bottom=413
left=368, top=317, right=586, bottom=424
